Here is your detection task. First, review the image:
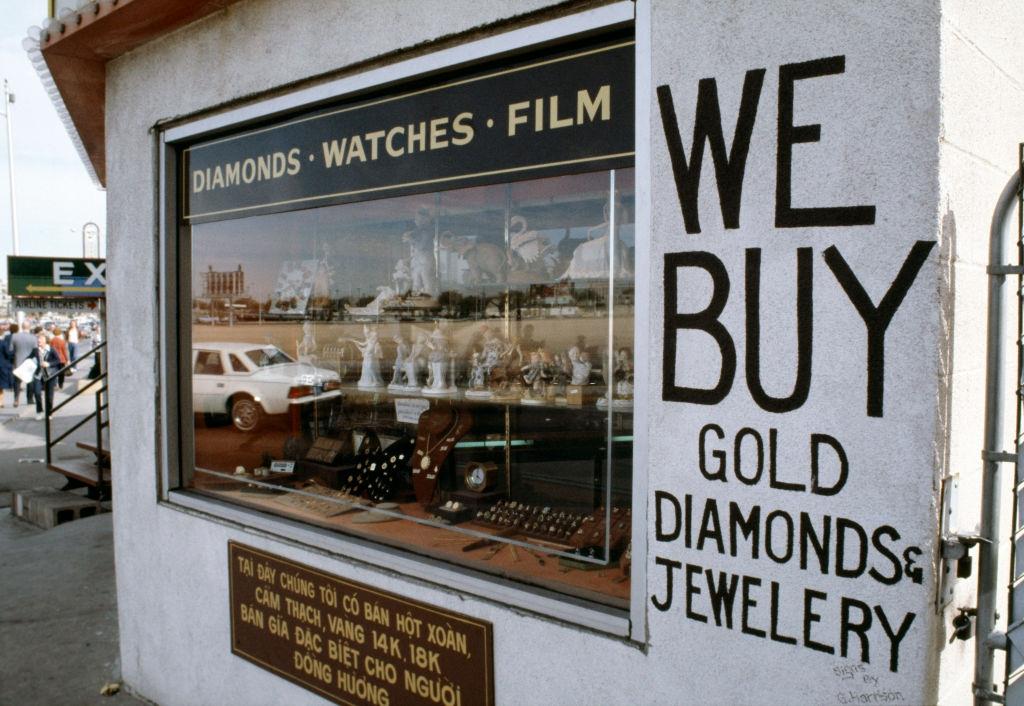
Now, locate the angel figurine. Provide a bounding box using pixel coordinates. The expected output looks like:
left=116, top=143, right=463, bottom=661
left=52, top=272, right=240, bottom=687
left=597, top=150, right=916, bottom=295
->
left=345, top=325, right=384, bottom=388
left=422, top=324, right=456, bottom=395
left=388, top=334, right=409, bottom=389
left=403, top=332, right=428, bottom=390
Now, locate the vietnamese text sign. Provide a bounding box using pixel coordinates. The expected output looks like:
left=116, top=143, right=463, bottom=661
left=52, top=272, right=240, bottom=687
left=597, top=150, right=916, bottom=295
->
left=229, top=542, right=494, bottom=706
left=184, top=40, right=634, bottom=223
left=8, top=256, right=106, bottom=298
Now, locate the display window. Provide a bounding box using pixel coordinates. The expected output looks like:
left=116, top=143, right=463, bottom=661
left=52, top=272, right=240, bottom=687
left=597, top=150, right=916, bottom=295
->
left=168, top=33, right=636, bottom=611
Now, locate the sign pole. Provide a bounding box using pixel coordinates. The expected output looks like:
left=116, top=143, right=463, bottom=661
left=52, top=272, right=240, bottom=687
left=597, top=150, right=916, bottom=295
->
left=1, top=79, right=19, bottom=255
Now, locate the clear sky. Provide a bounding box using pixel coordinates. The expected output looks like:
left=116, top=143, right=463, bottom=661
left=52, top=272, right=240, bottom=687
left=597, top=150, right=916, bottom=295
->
left=0, top=0, right=106, bottom=268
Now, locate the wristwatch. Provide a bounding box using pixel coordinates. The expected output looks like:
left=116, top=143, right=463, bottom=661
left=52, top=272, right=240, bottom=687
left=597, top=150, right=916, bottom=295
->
left=463, top=462, right=498, bottom=493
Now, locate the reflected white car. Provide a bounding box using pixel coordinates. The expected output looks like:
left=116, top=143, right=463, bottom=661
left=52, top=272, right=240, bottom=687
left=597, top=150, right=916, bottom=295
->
left=192, top=342, right=341, bottom=432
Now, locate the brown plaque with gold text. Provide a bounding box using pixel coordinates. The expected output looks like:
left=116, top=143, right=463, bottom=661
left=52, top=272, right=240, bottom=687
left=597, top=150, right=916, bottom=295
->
left=229, top=542, right=494, bottom=706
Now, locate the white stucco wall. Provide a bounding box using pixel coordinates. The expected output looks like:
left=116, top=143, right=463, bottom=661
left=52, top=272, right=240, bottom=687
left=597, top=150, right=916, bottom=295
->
left=103, top=0, right=1021, bottom=704
left=108, top=3, right=656, bottom=706
left=647, top=2, right=945, bottom=704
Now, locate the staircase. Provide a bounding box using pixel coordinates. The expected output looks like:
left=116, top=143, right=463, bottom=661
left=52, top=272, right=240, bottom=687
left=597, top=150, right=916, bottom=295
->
left=43, top=342, right=110, bottom=500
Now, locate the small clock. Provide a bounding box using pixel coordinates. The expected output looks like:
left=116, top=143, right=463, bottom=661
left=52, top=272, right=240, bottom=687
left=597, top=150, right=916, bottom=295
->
left=463, top=462, right=498, bottom=493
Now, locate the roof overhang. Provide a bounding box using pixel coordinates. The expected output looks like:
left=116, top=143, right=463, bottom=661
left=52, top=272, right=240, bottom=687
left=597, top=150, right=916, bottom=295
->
left=28, top=0, right=243, bottom=188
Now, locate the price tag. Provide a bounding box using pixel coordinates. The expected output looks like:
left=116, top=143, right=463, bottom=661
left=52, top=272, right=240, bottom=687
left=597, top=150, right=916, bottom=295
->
left=395, top=397, right=430, bottom=424
left=269, top=460, right=295, bottom=474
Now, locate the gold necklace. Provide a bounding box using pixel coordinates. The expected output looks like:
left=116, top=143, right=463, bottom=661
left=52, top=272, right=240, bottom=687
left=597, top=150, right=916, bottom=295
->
left=420, top=409, right=459, bottom=471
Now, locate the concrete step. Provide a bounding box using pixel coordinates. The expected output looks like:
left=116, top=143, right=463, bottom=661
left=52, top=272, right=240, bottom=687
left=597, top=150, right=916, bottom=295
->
left=11, top=488, right=108, bottom=529
left=48, top=459, right=111, bottom=487
left=76, top=440, right=111, bottom=461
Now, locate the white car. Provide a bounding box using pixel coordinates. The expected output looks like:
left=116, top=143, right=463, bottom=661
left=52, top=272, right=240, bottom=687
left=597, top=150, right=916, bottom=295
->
left=192, top=342, right=341, bottom=432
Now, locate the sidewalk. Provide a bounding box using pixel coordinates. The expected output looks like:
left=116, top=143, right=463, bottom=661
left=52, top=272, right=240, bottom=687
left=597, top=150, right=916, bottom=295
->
left=0, top=373, right=146, bottom=704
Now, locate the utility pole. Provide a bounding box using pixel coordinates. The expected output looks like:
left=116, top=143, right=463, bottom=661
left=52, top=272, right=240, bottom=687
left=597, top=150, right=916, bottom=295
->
left=1, top=80, right=19, bottom=255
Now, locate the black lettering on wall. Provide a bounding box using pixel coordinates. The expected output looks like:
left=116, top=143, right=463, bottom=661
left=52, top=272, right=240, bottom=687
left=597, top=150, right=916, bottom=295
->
left=685, top=564, right=709, bottom=623
left=745, top=247, right=814, bottom=412
left=776, top=56, right=876, bottom=228
left=803, top=589, right=835, bottom=654
left=810, top=433, right=849, bottom=495
left=655, top=491, right=682, bottom=541
left=824, top=241, right=936, bottom=417
left=651, top=557, right=682, bottom=612
left=769, top=428, right=807, bottom=493
left=869, top=525, right=903, bottom=586
left=874, top=608, right=915, bottom=673
left=729, top=501, right=760, bottom=559
left=733, top=427, right=765, bottom=485
left=799, top=512, right=831, bottom=574
left=768, top=582, right=798, bottom=645
left=706, top=570, right=740, bottom=629
left=663, top=252, right=736, bottom=404
left=840, top=597, right=873, bottom=664
left=656, top=70, right=765, bottom=234
left=698, top=424, right=728, bottom=482
left=835, top=518, right=868, bottom=579
left=697, top=498, right=726, bottom=554
left=741, top=575, right=767, bottom=638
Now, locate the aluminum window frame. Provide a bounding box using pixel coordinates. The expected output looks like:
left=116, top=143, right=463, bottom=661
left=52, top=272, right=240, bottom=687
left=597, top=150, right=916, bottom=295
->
left=157, top=0, right=647, bottom=641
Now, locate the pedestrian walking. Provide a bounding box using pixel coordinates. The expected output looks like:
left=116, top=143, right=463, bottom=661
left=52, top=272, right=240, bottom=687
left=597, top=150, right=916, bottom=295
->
left=67, top=319, right=80, bottom=371
left=50, top=328, right=69, bottom=390
left=9, top=323, right=37, bottom=408
left=28, top=332, right=61, bottom=421
left=0, top=322, right=12, bottom=407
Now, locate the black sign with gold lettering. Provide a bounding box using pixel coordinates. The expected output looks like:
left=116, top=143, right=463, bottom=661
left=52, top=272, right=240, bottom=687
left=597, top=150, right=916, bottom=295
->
left=184, top=40, right=634, bottom=223
left=228, top=542, right=495, bottom=706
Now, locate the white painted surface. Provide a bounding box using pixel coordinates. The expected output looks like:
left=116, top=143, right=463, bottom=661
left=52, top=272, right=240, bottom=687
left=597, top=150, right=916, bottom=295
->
left=647, top=2, right=944, bottom=704
left=102, top=0, right=1024, bottom=703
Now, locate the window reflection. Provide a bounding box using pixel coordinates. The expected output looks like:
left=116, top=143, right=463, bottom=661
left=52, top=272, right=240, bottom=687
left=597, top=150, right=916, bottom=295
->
left=188, top=169, right=635, bottom=607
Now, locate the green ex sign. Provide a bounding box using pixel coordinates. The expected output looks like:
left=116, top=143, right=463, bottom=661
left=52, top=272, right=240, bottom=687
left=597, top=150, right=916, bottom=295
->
left=7, top=256, right=106, bottom=298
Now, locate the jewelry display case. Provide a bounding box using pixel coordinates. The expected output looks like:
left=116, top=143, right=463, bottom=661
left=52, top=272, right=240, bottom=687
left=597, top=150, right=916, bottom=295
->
left=188, top=168, right=635, bottom=606
left=177, top=30, right=637, bottom=606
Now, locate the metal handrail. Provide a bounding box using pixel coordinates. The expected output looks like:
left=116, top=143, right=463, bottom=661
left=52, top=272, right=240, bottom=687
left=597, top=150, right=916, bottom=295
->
left=49, top=405, right=103, bottom=448
left=43, top=342, right=109, bottom=471
left=48, top=341, right=107, bottom=415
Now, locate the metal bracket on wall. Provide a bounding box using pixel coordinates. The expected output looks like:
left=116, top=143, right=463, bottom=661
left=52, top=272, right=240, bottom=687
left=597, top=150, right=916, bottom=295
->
left=939, top=475, right=961, bottom=610
left=983, top=449, right=1019, bottom=463
left=987, top=264, right=1024, bottom=277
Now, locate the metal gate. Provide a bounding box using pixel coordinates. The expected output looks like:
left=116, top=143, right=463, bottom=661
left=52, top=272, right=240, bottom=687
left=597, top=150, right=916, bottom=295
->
left=1005, top=149, right=1024, bottom=705
left=974, top=149, right=1024, bottom=705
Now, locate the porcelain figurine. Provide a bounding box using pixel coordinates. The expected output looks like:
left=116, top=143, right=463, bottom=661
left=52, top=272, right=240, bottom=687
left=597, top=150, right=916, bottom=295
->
left=402, top=207, right=438, bottom=297
left=344, top=325, right=385, bottom=389
left=568, top=345, right=592, bottom=386
left=614, top=347, right=634, bottom=399
left=422, top=324, right=456, bottom=395
left=465, top=351, right=492, bottom=399
left=560, top=196, right=633, bottom=282
left=297, top=320, right=317, bottom=362
left=393, top=258, right=411, bottom=296
left=399, top=332, right=427, bottom=390
left=388, top=335, right=409, bottom=389
left=520, top=350, right=548, bottom=405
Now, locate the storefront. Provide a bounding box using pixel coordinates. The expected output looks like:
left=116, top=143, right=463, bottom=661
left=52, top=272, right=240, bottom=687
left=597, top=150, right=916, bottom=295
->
left=31, top=1, right=1024, bottom=703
